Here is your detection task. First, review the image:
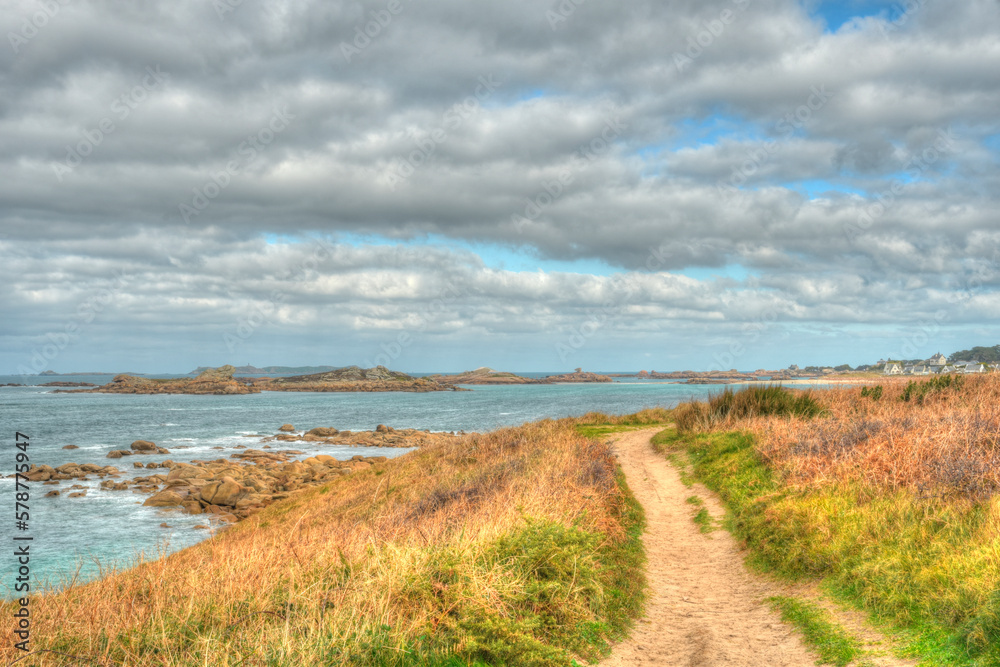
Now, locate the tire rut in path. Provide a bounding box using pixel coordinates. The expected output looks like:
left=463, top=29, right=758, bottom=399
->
left=601, top=428, right=838, bottom=667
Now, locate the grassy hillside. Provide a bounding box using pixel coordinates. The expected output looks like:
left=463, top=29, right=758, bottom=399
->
left=2, top=419, right=647, bottom=666
left=658, top=378, right=1000, bottom=666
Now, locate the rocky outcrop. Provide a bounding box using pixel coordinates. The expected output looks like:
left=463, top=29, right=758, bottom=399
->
left=544, top=369, right=614, bottom=383
left=199, top=477, right=248, bottom=507
left=23, top=426, right=464, bottom=526
left=57, top=366, right=259, bottom=395
left=428, top=368, right=548, bottom=385
left=254, top=366, right=461, bottom=393
left=279, top=424, right=296, bottom=432
left=267, top=424, right=457, bottom=448
left=144, top=490, right=184, bottom=507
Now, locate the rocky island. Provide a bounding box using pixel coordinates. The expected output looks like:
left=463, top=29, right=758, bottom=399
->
left=55, top=366, right=258, bottom=394
left=252, top=365, right=460, bottom=392
left=545, top=368, right=613, bottom=383
left=430, top=367, right=614, bottom=385
left=429, top=367, right=548, bottom=385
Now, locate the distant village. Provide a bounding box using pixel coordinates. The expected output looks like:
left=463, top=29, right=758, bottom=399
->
left=877, top=353, right=999, bottom=376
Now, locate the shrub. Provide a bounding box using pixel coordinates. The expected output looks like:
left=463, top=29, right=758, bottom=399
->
left=676, top=385, right=826, bottom=433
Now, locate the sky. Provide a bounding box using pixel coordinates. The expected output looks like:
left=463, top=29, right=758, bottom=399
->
left=1, top=0, right=998, bottom=374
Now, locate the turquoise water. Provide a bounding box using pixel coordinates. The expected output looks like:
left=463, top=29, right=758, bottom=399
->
left=0, top=379, right=747, bottom=595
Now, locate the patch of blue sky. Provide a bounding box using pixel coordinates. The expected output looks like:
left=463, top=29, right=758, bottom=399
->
left=677, top=265, right=752, bottom=281
left=981, top=133, right=1000, bottom=153
left=783, top=179, right=867, bottom=198
left=263, top=233, right=306, bottom=245
left=333, top=232, right=619, bottom=275
left=805, top=0, right=897, bottom=33
left=516, top=88, right=548, bottom=103
left=669, top=112, right=764, bottom=150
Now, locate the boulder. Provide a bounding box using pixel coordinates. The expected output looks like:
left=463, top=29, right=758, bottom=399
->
left=79, top=464, right=103, bottom=473
left=68, top=491, right=87, bottom=498
left=306, top=427, right=339, bottom=437
left=130, top=440, right=158, bottom=453
left=166, top=465, right=202, bottom=481
left=279, top=424, right=296, bottom=432
left=193, top=524, right=209, bottom=530
left=106, top=450, right=131, bottom=459
left=199, top=477, right=248, bottom=507
left=62, top=445, right=80, bottom=450
left=181, top=501, right=203, bottom=515
left=375, top=424, right=389, bottom=433
left=45, top=490, right=60, bottom=497
left=143, top=491, right=184, bottom=508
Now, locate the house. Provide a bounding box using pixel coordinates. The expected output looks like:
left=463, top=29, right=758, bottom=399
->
left=884, top=363, right=902, bottom=375
left=911, top=365, right=930, bottom=375
left=928, top=353, right=947, bottom=367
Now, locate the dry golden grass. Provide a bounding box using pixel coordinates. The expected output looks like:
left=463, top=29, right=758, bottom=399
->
left=737, top=374, right=1000, bottom=499
left=658, top=375, right=1000, bottom=664
left=1, top=418, right=645, bottom=666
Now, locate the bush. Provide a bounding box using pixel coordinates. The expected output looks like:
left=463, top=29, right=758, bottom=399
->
left=676, top=386, right=826, bottom=433
left=900, top=374, right=965, bottom=404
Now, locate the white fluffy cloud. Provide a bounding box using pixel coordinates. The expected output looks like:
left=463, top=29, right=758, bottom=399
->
left=1, top=0, right=998, bottom=371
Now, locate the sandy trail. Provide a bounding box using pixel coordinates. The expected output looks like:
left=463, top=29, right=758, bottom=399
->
left=601, top=428, right=831, bottom=667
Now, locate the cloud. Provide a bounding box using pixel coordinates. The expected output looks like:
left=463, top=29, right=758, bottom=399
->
left=0, top=0, right=998, bottom=371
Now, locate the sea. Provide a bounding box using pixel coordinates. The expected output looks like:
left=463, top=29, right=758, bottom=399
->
left=0, top=373, right=770, bottom=596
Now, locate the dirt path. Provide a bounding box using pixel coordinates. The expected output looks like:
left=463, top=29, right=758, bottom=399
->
left=601, top=428, right=910, bottom=667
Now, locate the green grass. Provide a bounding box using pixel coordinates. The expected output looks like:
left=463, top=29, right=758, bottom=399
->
left=767, top=596, right=863, bottom=666
left=652, top=428, right=1000, bottom=666
left=685, top=496, right=715, bottom=534
left=674, top=385, right=826, bottom=432
left=342, top=470, right=648, bottom=667
left=574, top=424, right=645, bottom=439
